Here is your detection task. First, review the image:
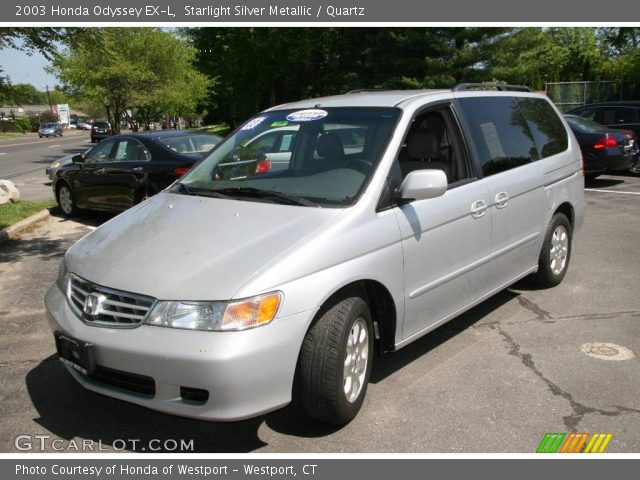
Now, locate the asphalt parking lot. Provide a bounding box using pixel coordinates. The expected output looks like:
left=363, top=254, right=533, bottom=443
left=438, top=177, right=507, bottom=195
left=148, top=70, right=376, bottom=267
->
left=1, top=173, right=639, bottom=453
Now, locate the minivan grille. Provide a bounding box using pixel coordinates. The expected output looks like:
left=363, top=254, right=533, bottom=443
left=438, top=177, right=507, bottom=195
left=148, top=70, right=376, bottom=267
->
left=67, top=274, right=156, bottom=328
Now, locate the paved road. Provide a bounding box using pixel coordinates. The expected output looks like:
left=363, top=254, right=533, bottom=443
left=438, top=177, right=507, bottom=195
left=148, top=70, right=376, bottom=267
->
left=0, top=131, right=92, bottom=201
left=0, top=175, right=639, bottom=453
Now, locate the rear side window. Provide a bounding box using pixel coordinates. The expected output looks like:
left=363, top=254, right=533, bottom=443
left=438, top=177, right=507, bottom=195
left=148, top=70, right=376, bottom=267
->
left=599, top=107, right=637, bottom=125
left=517, top=98, right=568, bottom=158
left=457, top=97, right=538, bottom=177
left=571, top=107, right=598, bottom=121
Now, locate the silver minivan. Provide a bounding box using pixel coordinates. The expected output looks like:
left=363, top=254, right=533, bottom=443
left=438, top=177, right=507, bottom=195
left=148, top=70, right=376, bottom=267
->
left=46, top=86, right=586, bottom=425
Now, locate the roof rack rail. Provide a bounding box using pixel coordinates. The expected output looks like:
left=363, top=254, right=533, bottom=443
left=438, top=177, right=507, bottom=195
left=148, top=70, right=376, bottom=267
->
left=453, top=83, right=532, bottom=92
left=345, top=89, right=391, bottom=94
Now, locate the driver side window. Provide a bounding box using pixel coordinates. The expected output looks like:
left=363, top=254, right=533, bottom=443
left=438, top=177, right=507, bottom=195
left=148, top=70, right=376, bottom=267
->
left=85, top=140, right=116, bottom=164
left=398, top=107, right=473, bottom=186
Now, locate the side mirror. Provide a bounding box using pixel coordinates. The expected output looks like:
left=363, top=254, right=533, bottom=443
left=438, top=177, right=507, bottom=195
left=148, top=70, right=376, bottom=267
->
left=71, top=154, right=85, bottom=164
left=398, top=169, right=448, bottom=202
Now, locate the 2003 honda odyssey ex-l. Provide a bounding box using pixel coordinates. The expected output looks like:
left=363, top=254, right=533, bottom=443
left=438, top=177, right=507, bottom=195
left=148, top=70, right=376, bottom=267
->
left=46, top=85, right=586, bottom=425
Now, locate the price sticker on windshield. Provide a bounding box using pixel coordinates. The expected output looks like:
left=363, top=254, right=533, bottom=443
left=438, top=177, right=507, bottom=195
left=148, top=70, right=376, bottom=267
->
left=241, top=116, right=267, bottom=130
left=286, top=109, right=328, bottom=122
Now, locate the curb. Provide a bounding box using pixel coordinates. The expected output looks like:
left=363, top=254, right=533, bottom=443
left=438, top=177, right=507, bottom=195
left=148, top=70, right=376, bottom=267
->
left=0, top=208, right=51, bottom=245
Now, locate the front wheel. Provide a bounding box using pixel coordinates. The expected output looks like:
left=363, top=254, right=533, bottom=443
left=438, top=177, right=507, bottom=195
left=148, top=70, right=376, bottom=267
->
left=57, top=182, right=78, bottom=217
left=298, top=296, right=373, bottom=425
left=532, top=212, right=572, bottom=288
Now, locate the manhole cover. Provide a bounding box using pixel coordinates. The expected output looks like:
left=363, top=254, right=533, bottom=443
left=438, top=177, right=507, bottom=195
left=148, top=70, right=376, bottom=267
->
left=581, top=342, right=635, bottom=361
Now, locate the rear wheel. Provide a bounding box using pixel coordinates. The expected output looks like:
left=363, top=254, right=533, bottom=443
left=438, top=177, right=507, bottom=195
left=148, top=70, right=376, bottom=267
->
left=298, top=296, right=373, bottom=425
left=56, top=182, right=78, bottom=217
left=532, top=212, right=572, bottom=288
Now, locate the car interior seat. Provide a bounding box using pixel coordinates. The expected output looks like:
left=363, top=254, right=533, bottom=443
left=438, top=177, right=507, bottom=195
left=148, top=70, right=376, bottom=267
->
left=399, top=128, right=451, bottom=181
left=306, top=132, right=346, bottom=174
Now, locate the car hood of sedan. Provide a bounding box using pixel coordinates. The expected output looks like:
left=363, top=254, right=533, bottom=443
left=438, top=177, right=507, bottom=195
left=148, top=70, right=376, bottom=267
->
left=47, top=154, right=74, bottom=170
left=65, top=192, right=343, bottom=301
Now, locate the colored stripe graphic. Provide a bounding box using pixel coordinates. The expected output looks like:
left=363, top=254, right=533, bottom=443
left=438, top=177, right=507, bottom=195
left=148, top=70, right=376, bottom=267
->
left=538, top=433, right=612, bottom=453
left=537, top=433, right=566, bottom=453
left=559, top=433, right=575, bottom=453
left=584, top=433, right=613, bottom=453
left=571, top=433, right=589, bottom=453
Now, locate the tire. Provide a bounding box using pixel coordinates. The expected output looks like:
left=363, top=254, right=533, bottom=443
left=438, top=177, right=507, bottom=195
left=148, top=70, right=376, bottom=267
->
left=298, top=296, right=374, bottom=425
left=56, top=182, right=78, bottom=217
left=532, top=212, right=572, bottom=288
left=39, top=135, right=43, bottom=138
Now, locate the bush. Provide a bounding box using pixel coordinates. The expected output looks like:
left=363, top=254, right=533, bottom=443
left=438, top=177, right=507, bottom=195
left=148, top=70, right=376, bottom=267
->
left=13, top=116, right=32, bottom=133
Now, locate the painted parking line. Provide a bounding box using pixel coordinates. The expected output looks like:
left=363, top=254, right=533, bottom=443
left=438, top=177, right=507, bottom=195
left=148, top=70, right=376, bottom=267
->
left=585, top=188, right=640, bottom=196
left=48, top=145, right=61, bottom=148
left=0, top=152, right=6, bottom=156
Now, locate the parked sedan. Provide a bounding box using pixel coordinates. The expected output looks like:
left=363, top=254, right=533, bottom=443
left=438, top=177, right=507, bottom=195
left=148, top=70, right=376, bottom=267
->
left=38, top=123, right=63, bottom=138
left=568, top=101, right=640, bottom=138
left=53, top=131, right=222, bottom=216
left=564, top=114, right=639, bottom=179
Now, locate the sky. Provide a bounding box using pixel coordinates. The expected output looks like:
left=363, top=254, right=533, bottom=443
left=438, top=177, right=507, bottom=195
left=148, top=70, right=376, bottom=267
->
left=0, top=45, right=59, bottom=89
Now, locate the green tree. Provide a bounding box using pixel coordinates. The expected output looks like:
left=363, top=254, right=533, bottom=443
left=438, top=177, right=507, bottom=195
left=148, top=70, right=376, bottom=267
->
left=0, top=28, right=66, bottom=96
left=52, top=28, right=207, bottom=133
left=5, top=83, right=45, bottom=104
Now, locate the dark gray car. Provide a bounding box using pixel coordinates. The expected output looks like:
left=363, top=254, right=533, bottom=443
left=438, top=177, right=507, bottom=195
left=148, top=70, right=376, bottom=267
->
left=90, top=121, right=113, bottom=143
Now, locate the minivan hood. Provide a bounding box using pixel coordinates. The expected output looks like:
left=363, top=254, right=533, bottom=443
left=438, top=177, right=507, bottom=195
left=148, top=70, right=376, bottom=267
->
left=65, top=192, right=342, bottom=300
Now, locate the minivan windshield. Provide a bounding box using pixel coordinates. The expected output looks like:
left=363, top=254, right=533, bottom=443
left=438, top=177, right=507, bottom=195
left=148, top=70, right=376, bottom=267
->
left=175, top=107, right=401, bottom=207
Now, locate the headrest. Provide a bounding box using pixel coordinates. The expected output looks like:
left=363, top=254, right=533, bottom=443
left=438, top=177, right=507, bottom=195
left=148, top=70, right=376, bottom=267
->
left=407, top=130, right=440, bottom=160
left=422, top=114, right=446, bottom=137
left=316, top=133, right=344, bottom=160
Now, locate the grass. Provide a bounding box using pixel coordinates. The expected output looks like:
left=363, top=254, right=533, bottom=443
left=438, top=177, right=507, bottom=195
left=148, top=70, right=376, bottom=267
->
left=0, top=199, right=56, bottom=230
left=0, top=131, right=34, bottom=141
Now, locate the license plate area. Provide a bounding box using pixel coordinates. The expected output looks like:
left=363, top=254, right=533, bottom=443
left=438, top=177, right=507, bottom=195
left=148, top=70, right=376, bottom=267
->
left=54, top=332, right=95, bottom=375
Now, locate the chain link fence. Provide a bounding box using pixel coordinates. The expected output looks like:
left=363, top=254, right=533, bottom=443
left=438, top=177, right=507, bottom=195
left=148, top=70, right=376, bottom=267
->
left=546, top=81, right=640, bottom=112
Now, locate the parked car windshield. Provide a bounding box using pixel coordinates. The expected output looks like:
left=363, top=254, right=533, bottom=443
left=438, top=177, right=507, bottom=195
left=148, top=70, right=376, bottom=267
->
left=564, top=114, right=607, bottom=133
left=177, top=107, right=400, bottom=207
left=159, top=134, right=221, bottom=154
left=41, top=123, right=56, bottom=128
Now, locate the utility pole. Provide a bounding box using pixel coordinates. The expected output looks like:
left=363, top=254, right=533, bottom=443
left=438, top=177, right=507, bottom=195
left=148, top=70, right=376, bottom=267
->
left=43, top=84, right=53, bottom=113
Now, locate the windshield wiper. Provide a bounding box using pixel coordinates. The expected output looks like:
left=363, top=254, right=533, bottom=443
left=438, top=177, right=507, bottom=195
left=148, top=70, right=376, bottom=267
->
left=172, top=183, right=230, bottom=199
left=213, top=187, right=319, bottom=207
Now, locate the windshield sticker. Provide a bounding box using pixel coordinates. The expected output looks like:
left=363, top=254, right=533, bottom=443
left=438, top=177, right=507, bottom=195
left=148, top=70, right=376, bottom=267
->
left=286, top=109, right=328, bottom=122
left=270, top=120, right=289, bottom=127
left=241, top=116, right=267, bottom=130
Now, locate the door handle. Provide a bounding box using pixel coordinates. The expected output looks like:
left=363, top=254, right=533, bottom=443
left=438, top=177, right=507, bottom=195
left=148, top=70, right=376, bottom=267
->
left=95, top=168, right=106, bottom=174
left=132, top=167, right=144, bottom=172
left=494, top=191, right=510, bottom=209
left=470, top=200, right=487, bottom=219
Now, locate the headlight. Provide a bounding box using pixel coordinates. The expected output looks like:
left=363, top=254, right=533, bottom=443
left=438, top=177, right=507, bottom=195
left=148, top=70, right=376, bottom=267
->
left=145, top=292, right=282, bottom=332
left=53, top=162, right=61, bottom=168
left=56, top=261, right=69, bottom=292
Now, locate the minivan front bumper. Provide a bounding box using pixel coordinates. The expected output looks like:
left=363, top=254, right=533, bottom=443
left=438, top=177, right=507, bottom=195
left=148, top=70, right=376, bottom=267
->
left=45, top=284, right=315, bottom=421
